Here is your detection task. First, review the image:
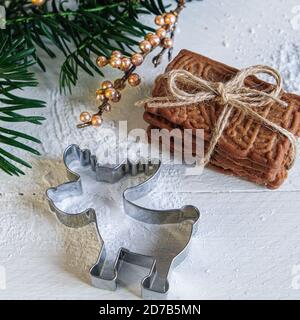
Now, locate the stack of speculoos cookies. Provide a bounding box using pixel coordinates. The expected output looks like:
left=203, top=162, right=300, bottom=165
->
left=144, top=50, right=300, bottom=188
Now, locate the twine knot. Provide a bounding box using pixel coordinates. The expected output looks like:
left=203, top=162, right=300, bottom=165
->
left=136, top=65, right=297, bottom=169
left=215, top=82, right=229, bottom=105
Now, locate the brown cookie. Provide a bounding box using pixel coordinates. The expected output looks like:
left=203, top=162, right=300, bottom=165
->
left=146, top=124, right=288, bottom=189
left=144, top=50, right=300, bottom=188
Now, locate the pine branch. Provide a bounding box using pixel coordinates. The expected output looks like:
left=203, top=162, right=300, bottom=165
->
left=3, top=0, right=169, bottom=93
left=60, top=5, right=157, bottom=93
left=0, top=36, right=45, bottom=176
left=0, top=0, right=183, bottom=176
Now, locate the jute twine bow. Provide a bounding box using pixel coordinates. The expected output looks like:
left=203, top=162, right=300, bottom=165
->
left=136, top=65, right=297, bottom=168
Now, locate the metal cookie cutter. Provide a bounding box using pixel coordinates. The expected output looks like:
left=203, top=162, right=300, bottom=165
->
left=46, top=144, right=200, bottom=299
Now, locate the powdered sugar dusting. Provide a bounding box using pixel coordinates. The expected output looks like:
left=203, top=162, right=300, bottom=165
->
left=271, top=43, right=300, bottom=94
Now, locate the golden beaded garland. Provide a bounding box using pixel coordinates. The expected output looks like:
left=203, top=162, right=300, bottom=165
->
left=80, top=1, right=185, bottom=128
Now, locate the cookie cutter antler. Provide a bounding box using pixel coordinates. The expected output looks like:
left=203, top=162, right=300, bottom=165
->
left=46, top=144, right=200, bottom=299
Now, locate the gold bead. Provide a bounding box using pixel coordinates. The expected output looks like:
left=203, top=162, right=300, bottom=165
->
left=120, top=57, right=131, bottom=71
left=79, top=111, right=91, bottom=123
left=96, top=89, right=103, bottom=95
left=139, top=40, right=152, bottom=53
left=101, top=80, right=113, bottom=90
left=103, top=104, right=111, bottom=112
left=91, top=115, right=103, bottom=127
left=104, top=88, right=119, bottom=101
left=164, top=23, right=173, bottom=31
left=148, top=34, right=161, bottom=47
left=155, top=15, right=165, bottom=26
left=162, top=37, right=173, bottom=48
left=131, top=53, right=144, bottom=66
left=96, top=89, right=105, bottom=101
left=128, top=73, right=141, bottom=87
left=110, top=56, right=122, bottom=68
left=114, top=79, right=126, bottom=90
left=96, top=56, right=108, bottom=67
left=32, top=0, right=46, bottom=6
left=156, top=27, right=167, bottom=39
left=111, top=91, right=121, bottom=103
left=145, top=33, right=154, bottom=41
left=164, top=13, right=176, bottom=25
left=96, top=93, right=105, bottom=101
left=111, top=50, right=122, bottom=58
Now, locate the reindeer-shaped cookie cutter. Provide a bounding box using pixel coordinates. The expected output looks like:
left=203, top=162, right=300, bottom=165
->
left=46, top=144, right=200, bottom=299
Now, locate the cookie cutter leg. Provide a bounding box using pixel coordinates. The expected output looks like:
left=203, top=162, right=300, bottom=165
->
left=123, top=174, right=199, bottom=299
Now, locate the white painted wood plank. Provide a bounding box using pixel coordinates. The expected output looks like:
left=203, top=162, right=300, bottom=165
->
left=1, top=189, right=300, bottom=299
left=1, top=0, right=300, bottom=300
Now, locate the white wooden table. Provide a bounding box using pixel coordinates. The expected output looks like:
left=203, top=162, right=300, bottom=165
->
left=1, top=0, right=300, bottom=299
